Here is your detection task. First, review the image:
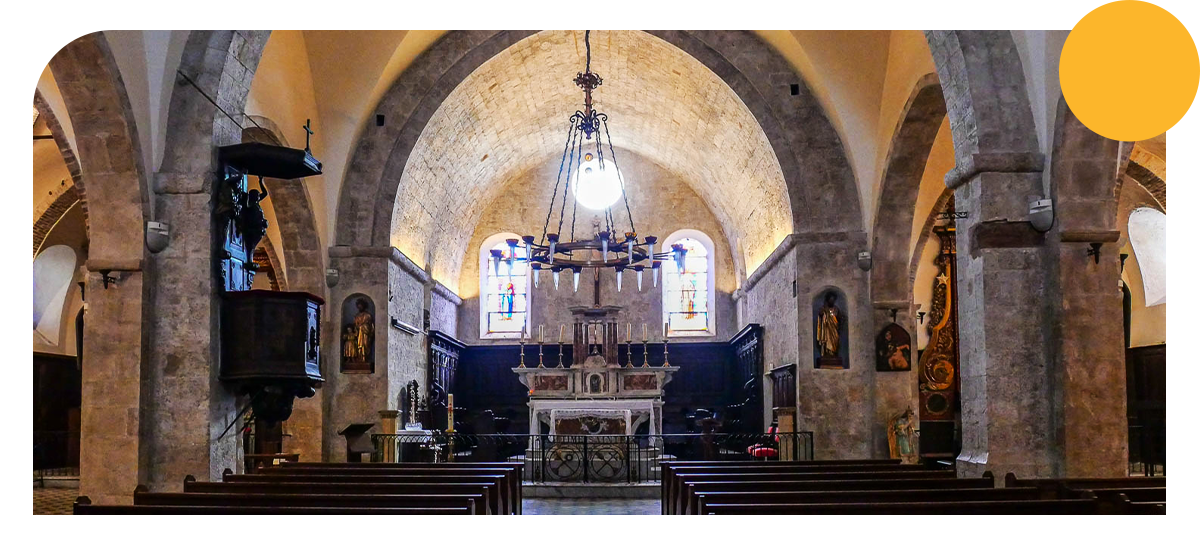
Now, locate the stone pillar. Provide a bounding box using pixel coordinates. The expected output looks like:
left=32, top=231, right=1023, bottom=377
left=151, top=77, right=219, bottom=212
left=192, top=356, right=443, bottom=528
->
left=792, top=231, right=878, bottom=459
left=79, top=264, right=144, bottom=504
left=1053, top=235, right=1127, bottom=476
left=953, top=171, right=1057, bottom=478
left=142, top=175, right=241, bottom=489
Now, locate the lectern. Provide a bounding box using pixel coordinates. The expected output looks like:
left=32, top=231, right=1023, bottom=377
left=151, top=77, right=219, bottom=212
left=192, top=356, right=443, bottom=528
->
left=338, top=423, right=376, bottom=462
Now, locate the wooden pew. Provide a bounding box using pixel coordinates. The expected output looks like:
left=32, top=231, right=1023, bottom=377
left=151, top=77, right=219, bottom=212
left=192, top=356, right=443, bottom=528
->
left=73, top=496, right=471, bottom=515
left=197, top=475, right=511, bottom=515
left=661, top=461, right=943, bottom=514
left=259, top=462, right=523, bottom=513
left=135, top=485, right=488, bottom=515
left=1004, top=473, right=1166, bottom=514
left=700, top=497, right=1104, bottom=514
left=679, top=476, right=992, bottom=515
left=659, top=459, right=906, bottom=511
left=669, top=468, right=956, bottom=515
left=692, top=487, right=1038, bottom=515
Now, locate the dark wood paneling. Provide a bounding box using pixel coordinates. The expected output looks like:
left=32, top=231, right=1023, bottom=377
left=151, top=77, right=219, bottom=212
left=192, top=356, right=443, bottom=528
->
left=453, top=326, right=763, bottom=435
left=33, top=352, right=81, bottom=470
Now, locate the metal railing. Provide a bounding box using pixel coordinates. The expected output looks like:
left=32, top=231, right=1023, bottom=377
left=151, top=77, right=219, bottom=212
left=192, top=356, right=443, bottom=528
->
left=372, top=432, right=814, bottom=483
left=33, top=431, right=80, bottom=486
left=1128, top=422, right=1166, bottom=477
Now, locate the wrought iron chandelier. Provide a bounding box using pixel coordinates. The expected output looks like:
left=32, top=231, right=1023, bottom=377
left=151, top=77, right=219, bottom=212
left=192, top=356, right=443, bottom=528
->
left=489, top=31, right=685, bottom=294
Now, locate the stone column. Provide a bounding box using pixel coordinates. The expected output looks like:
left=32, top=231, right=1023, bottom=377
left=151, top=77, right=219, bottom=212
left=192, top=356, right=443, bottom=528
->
left=952, top=171, right=1057, bottom=478
left=79, top=263, right=145, bottom=504
left=142, top=174, right=241, bottom=489
left=791, top=231, right=878, bottom=459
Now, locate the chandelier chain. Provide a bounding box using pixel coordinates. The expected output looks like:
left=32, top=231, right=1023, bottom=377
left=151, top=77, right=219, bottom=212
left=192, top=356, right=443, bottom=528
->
left=542, top=118, right=577, bottom=246
left=602, top=116, right=637, bottom=236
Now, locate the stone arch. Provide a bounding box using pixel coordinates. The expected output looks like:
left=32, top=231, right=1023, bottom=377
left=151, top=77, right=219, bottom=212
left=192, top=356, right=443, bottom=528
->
left=253, top=237, right=285, bottom=291
left=146, top=30, right=274, bottom=489
left=33, top=90, right=87, bottom=256
left=906, top=187, right=954, bottom=287
left=46, top=31, right=150, bottom=505
left=48, top=33, right=149, bottom=266
left=870, top=73, right=946, bottom=305
left=241, top=116, right=326, bottom=298
left=334, top=30, right=860, bottom=273
left=924, top=31, right=1044, bottom=187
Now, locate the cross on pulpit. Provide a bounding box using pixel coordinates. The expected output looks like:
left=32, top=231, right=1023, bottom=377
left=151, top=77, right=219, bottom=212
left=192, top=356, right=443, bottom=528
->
left=303, top=119, right=314, bottom=152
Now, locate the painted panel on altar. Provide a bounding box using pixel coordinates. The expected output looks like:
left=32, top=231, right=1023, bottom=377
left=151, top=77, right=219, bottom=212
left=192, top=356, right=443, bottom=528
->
left=622, top=373, right=658, bottom=391
left=551, top=409, right=631, bottom=435
left=533, top=374, right=569, bottom=391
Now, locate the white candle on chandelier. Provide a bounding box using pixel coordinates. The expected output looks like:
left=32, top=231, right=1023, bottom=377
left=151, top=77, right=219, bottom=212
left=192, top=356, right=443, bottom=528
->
left=572, top=269, right=580, bottom=292
left=616, top=269, right=623, bottom=292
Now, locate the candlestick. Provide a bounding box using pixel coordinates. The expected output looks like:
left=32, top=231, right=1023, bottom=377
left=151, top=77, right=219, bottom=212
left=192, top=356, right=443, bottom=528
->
left=447, top=394, right=455, bottom=433
left=518, top=336, right=527, bottom=368
left=537, top=341, right=545, bottom=368
left=641, top=335, right=650, bottom=368
left=556, top=341, right=565, bottom=368
left=625, top=335, right=635, bottom=369
left=662, top=334, right=671, bottom=368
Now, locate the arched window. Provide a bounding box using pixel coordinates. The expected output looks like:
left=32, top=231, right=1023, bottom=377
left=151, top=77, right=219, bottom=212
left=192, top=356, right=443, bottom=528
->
left=479, top=232, right=530, bottom=339
left=662, top=230, right=716, bottom=337
left=1128, top=207, right=1166, bottom=306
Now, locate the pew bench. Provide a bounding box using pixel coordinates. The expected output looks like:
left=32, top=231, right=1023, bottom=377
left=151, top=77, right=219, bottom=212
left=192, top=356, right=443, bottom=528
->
left=73, top=496, right=471, bottom=515
left=700, top=497, right=1105, bottom=515
left=135, top=485, right=488, bottom=515
left=691, top=487, right=1039, bottom=515
left=679, top=476, right=994, bottom=515
left=219, top=473, right=513, bottom=515
left=670, top=469, right=958, bottom=515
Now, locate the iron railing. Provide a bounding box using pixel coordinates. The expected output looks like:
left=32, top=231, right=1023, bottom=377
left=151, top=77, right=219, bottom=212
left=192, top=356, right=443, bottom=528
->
left=33, top=430, right=80, bottom=485
left=372, top=432, right=814, bottom=483
left=1128, top=422, right=1166, bottom=476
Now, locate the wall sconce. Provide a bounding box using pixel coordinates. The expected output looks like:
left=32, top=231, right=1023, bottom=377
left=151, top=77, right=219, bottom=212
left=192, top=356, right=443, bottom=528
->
left=1086, top=243, right=1102, bottom=264
left=1029, top=199, right=1054, bottom=233
left=325, top=268, right=340, bottom=288
left=146, top=221, right=170, bottom=253
left=857, top=251, right=872, bottom=271
left=98, top=270, right=118, bottom=289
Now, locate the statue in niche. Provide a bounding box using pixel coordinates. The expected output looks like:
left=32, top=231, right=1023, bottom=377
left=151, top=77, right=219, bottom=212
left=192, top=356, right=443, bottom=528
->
left=341, top=297, right=375, bottom=372
left=353, top=298, right=374, bottom=362
left=815, top=292, right=844, bottom=368
left=341, top=324, right=357, bottom=362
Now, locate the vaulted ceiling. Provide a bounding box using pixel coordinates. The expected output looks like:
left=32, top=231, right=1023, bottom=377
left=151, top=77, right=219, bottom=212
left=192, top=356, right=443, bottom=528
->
left=389, top=30, right=794, bottom=288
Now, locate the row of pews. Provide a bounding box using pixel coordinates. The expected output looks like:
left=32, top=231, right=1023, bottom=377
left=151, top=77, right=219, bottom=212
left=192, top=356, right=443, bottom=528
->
left=74, top=461, right=523, bottom=515
left=662, top=460, right=1166, bottom=515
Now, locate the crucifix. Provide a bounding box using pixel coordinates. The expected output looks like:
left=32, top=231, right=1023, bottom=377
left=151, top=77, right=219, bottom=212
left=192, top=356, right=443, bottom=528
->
left=303, top=119, right=314, bottom=153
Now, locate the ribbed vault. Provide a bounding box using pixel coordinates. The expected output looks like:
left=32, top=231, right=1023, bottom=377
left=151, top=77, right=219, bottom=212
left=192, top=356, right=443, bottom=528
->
left=389, top=30, right=792, bottom=289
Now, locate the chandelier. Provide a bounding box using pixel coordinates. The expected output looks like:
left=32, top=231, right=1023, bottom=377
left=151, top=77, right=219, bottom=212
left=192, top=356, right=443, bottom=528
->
left=489, top=31, right=686, bottom=294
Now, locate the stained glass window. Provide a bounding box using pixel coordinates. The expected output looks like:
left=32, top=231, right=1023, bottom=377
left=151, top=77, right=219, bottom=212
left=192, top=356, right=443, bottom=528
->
left=663, top=236, right=711, bottom=335
left=482, top=236, right=529, bottom=337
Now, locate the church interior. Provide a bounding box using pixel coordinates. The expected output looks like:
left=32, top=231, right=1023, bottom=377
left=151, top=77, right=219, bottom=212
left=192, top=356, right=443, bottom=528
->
left=29, top=27, right=1170, bottom=518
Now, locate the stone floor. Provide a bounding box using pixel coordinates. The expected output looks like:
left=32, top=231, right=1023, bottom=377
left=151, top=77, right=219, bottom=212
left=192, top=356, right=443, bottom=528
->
left=523, top=498, right=660, bottom=515
left=34, top=487, right=660, bottom=515
left=33, top=487, right=76, bottom=515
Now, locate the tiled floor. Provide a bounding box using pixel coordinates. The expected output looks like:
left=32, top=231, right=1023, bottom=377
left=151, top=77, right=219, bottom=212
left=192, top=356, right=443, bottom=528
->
left=523, top=498, right=660, bottom=515
left=33, top=487, right=77, bottom=515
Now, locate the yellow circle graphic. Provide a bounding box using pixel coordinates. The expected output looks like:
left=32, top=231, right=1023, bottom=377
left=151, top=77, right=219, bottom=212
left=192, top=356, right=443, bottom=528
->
left=1061, top=1, right=1199, bottom=141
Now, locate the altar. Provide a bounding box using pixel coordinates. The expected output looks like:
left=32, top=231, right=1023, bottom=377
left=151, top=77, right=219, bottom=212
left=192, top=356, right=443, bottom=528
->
left=512, top=306, right=679, bottom=437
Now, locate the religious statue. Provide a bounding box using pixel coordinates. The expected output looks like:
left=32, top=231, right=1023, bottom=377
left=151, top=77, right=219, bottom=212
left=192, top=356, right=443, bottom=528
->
left=353, top=298, right=374, bottom=362
left=239, top=177, right=270, bottom=254
left=887, top=408, right=919, bottom=463
left=816, top=292, right=844, bottom=368
left=341, top=324, right=357, bottom=363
